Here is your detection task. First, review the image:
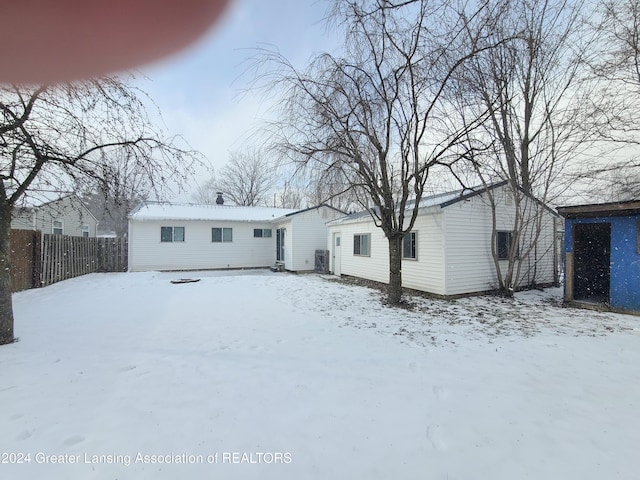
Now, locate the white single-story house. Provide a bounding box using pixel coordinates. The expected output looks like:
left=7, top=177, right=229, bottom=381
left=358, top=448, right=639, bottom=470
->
left=11, top=194, right=98, bottom=238
left=327, top=182, right=560, bottom=297
left=128, top=202, right=343, bottom=272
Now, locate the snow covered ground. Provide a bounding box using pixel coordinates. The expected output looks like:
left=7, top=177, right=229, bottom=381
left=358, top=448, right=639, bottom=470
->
left=2, top=270, right=639, bottom=480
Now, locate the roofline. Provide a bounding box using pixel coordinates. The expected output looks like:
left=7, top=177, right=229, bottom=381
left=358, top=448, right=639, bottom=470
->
left=328, top=180, right=558, bottom=226
left=439, top=180, right=508, bottom=208
left=283, top=203, right=347, bottom=218
left=28, top=193, right=99, bottom=224
left=127, top=200, right=300, bottom=222
left=557, top=199, right=640, bottom=218
left=440, top=180, right=559, bottom=217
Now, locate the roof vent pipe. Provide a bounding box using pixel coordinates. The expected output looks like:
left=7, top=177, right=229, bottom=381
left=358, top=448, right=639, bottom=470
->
left=216, top=192, right=224, bottom=205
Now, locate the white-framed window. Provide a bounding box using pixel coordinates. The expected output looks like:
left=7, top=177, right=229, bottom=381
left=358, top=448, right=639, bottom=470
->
left=253, top=228, right=273, bottom=238
left=496, top=231, right=518, bottom=260
left=212, top=227, right=233, bottom=243
left=353, top=233, right=370, bottom=256
left=81, top=225, right=90, bottom=238
left=52, top=220, right=63, bottom=235
left=402, top=231, right=417, bottom=260
left=161, top=226, right=185, bottom=242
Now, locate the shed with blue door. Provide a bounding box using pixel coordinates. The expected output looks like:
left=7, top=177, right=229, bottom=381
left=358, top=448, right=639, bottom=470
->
left=557, top=200, right=640, bottom=315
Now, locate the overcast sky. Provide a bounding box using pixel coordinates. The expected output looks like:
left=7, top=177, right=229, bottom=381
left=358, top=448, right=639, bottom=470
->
left=134, top=0, right=338, bottom=200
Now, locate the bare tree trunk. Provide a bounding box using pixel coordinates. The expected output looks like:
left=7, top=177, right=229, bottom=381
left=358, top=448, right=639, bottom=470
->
left=0, top=201, right=15, bottom=345
left=388, top=236, right=403, bottom=305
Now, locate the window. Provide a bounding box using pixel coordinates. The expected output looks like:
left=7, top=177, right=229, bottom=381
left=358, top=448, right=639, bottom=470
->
left=496, top=231, right=518, bottom=260
left=402, top=232, right=417, bottom=260
left=253, top=228, right=272, bottom=238
left=82, top=225, right=90, bottom=238
left=354, top=234, right=370, bottom=256
left=52, top=220, right=63, bottom=235
left=161, top=226, right=185, bottom=242
left=212, top=227, right=233, bottom=243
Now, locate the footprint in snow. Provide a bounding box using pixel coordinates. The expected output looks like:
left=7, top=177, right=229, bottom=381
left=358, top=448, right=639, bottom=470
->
left=15, top=430, right=32, bottom=441
left=432, top=385, right=450, bottom=401
left=116, top=365, right=137, bottom=373
left=426, top=424, right=447, bottom=452
left=63, top=435, right=85, bottom=446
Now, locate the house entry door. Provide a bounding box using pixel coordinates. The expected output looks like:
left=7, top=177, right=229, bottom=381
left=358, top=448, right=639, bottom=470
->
left=276, top=228, right=285, bottom=262
left=332, top=233, right=341, bottom=276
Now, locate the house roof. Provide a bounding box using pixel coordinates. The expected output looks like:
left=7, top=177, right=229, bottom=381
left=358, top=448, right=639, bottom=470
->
left=282, top=204, right=346, bottom=218
left=129, top=202, right=299, bottom=222
left=557, top=200, right=640, bottom=219
left=329, top=181, right=510, bottom=225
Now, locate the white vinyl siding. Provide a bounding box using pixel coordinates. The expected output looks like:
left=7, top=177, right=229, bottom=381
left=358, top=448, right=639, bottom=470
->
left=329, top=220, right=391, bottom=285
left=329, top=184, right=558, bottom=297
left=329, top=210, right=447, bottom=294
left=129, top=220, right=276, bottom=271
left=401, top=213, right=446, bottom=294
left=273, top=206, right=342, bottom=272
left=442, top=187, right=557, bottom=296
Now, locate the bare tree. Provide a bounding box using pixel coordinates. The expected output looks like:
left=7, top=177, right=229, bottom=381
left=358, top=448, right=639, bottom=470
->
left=456, top=0, right=593, bottom=294
left=304, top=161, right=360, bottom=212
left=572, top=0, right=640, bottom=195
left=81, top=149, right=159, bottom=237
left=268, top=178, right=305, bottom=209
left=0, top=78, right=201, bottom=345
left=191, top=175, right=219, bottom=205
left=254, top=0, right=504, bottom=304
left=193, top=149, right=275, bottom=206
left=588, top=0, right=640, bottom=143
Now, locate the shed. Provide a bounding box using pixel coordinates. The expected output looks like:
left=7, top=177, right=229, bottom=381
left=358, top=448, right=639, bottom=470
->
left=557, top=200, right=640, bottom=315
left=328, top=182, right=560, bottom=297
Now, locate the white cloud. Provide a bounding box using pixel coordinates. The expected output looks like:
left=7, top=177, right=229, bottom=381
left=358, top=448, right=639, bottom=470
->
left=134, top=0, right=339, bottom=201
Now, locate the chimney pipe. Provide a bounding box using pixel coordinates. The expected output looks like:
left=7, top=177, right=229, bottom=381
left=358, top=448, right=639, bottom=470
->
left=216, top=192, right=224, bottom=205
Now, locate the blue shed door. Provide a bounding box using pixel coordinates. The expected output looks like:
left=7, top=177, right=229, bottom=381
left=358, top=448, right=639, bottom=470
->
left=573, top=223, right=611, bottom=303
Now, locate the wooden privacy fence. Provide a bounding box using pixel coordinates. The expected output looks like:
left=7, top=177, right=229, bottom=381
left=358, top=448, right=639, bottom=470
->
left=10, top=232, right=128, bottom=291
left=40, top=234, right=128, bottom=287
left=10, top=230, right=41, bottom=293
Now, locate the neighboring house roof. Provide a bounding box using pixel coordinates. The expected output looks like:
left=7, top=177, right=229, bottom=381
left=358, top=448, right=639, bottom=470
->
left=13, top=193, right=98, bottom=223
left=557, top=200, right=640, bottom=219
left=16, top=191, right=70, bottom=207
left=129, top=202, right=299, bottom=222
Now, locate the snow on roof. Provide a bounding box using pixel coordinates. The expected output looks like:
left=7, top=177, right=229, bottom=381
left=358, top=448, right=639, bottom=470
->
left=15, top=191, right=76, bottom=209
left=329, top=182, right=506, bottom=225
left=130, top=202, right=299, bottom=222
